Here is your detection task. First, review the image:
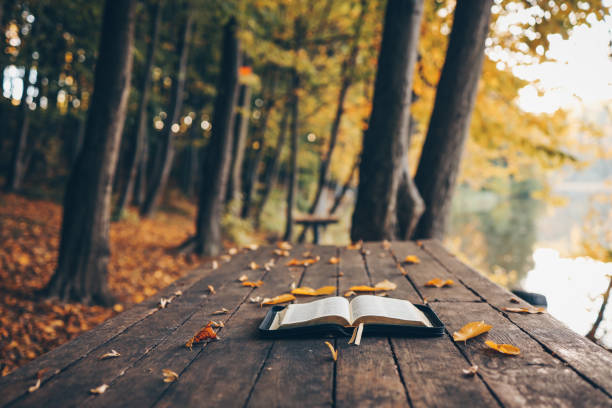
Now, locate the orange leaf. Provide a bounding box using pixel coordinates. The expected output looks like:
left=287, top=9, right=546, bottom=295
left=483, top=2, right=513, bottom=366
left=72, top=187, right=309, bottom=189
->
left=344, top=290, right=357, bottom=297
left=485, top=340, right=520, bottom=355
left=328, top=257, right=340, bottom=265
left=273, top=249, right=290, bottom=257
left=261, top=294, right=296, bottom=305
left=242, top=280, right=263, bottom=288
left=452, top=321, right=492, bottom=342
left=404, top=255, right=421, bottom=264
left=374, top=279, right=397, bottom=291
left=502, top=307, right=546, bottom=314
left=291, top=286, right=336, bottom=296
left=185, top=322, right=218, bottom=349
left=276, top=241, right=292, bottom=250
left=162, top=369, right=179, bottom=383
left=324, top=341, right=338, bottom=361
left=239, top=66, right=252, bottom=76
left=286, top=258, right=317, bottom=266
left=249, top=261, right=259, bottom=270
left=425, top=278, right=454, bottom=288
left=347, top=241, right=362, bottom=250
left=349, top=285, right=376, bottom=292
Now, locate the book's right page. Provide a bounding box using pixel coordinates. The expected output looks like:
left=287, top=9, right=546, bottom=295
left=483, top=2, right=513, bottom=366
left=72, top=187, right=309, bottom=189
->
left=349, top=295, right=432, bottom=327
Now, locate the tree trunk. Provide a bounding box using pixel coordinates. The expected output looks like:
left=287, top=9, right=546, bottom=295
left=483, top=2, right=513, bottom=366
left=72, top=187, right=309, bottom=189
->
left=254, top=104, right=290, bottom=230
left=413, top=0, right=492, bottom=240
left=284, top=74, right=300, bottom=241
left=350, top=0, right=424, bottom=242
left=225, top=84, right=251, bottom=205
left=5, top=95, right=30, bottom=192
left=115, top=0, right=163, bottom=217
left=586, top=276, right=612, bottom=342
left=43, top=0, right=136, bottom=305
left=141, top=8, right=193, bottom=217
left=188, top=17, right=240, bottom=256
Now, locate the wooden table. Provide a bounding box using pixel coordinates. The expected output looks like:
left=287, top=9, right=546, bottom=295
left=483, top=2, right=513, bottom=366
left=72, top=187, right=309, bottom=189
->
left=1, top=240, right=611, bottom=407
left=294, top=216, right=339, bottom=243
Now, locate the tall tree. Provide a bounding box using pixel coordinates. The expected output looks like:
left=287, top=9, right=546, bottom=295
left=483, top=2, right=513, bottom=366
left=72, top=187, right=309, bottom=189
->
left=141, top=5, right=193, bottom=217
left=4, top=69, right=32, bottom=192
left=43, top=0, right=136, bottom=305
left=350, top=0, right=424, bottom=242
left=114, top=0, right=163, bottom=217
left=225, top=82, right=251, bottom=205
left=181, top=17, right=240, bottom=256
left=413, top=0, right=493, bottom=240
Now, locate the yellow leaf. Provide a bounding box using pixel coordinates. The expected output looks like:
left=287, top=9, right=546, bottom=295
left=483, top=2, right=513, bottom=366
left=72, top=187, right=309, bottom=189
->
left=242, top=280, right=263, bottom=287
left=28, top=379, right=41, bottom=393
left=349, top=285, right=376, bottom=292
left=452, top=321, right=492, bottom=342
left=324, top=341, right=338, bottom=361
left=90, top=384, right=109, bottom=394
left=404, top=255, right=421, bottom=264
left=237, top=274, right=248, bottom=282
left=162, top=369, right=179, bottom=383
left=17, top=253, right=31, bottom=266
left=276, top=241, right=292, bottom=250
left=502, top=307, right=546, bottom=314
left=208, top=285, right=216, bottom=294
left=249, top=262, right=259, bottom=270
left=245, top=243, right=259, bottom=251
left=462, top=365, right=479, bottom=376
left=425, top=278, right=454, bottom=288
left=328, top=257, right=340, bottom=264
left=382, top=240, right=391, bottom=249
left=273, top=249, right=290, bottom=257
left=374, top=279, right=397, bottom=291
left=344, top=290, right=357, bottom=297
left=292, top=286, right=336, bottom=296
left=98, top=349, right=120, bottom=360
left=211, top=307, right=229, bottom=315
left=262, top=294, right=296, bottom=305
left=286, top=258, right=317, bottom=266
left=347, top=240, right=362, bottom=250
left=485, top=340, right=520, bottom=355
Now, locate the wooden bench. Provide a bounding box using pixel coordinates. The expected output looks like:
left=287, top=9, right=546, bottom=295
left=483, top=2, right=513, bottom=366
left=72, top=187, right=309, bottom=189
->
left=1, top=240, right=610, bottom=407
left=294, top=215, right=339, bottom=244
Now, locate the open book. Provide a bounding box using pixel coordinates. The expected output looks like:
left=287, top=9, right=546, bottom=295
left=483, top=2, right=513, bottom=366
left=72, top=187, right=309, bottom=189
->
left=268, top=295, right=433, bottom=330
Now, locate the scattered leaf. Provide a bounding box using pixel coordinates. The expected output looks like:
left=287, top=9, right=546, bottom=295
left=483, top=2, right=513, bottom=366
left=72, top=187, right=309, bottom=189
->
left=159, top=297, right=172, bottom=309
left=276, top=241, right=292, bottom=250
left=291, top=286, right=336, bottom=296
left=174, top=290, right=183, bottom=297
left=219, top=255, right=231, bottom=262
left=273, top=249, right=290, bottom=257
left=162, top=369, right=179, bottom=383
left=208, top=285, right=216, bottom=295
left=261, top=294, right=296, bottom=305
left=374, top=279, right=397, bottom=291
left=237, top=274, right=248, bottom=282
left=328, top=257, right=340, bottom=265
left=90, top=384, right=109, bottom=395
left=462, top=365, right=479, bottom=376
left=242, top=280, right=263, bottom=288
left=211, top=260, right=219, bottom=270
left=113, top=304, right=124, bottom=312
left=349, top=285, right=376, bottom=292
left=398, top=265, right=408, bottom=276
left=382, top=240, right=391, bottom=249
left=249, top=261, right=259, bottom=270
left=245, top=244, right=259, bottom=251
left=324, top=341, right=338, bottom=361
left=485, top=340, right=520, bottom=355
left=302, top=251, right=312, bottom=257
left=502, top=307, right=546, bottom=314
left=452, top=321, right=492, bottom=342
left=286, top=258, right=318, bottom=266
left=347, top=241, right=362, bottom=250
left=98, top=349, right=120, bottom=360
left=228, top=248, right=238, bottom=255
left=249, top=296, right=262, bottom=303
left=185, top=322, right=218, bottom=350
left=344, top=290, right=357, bottom=297
left=416, top=241, right=423, bottom=247
left=28, top=379, right=41, bottom=393
left=425, top=278, right=454, bottom=288
left=211, top=307, right=229, bottom=315
left=509, top=297, right=520, bottom=304
left=404, top=255, right=421, bottom=264
left=338, top=271, right=344, bottom=277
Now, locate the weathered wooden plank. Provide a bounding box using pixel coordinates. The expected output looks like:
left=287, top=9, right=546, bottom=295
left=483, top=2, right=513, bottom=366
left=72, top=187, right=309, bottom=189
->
left=389, top=241, right=480, bottom=302
left=152, top=246, right=310, bottom=408
left=335, top=245, right=409, bottom=407
left=423, top=239, right=612, bottom=398
left=6, top=250, right=266, bottom=408
left=246, top=246, right=338, bottom=407
left=431, top=301, right=612, bottom=407
left=362, top=242, right=500, bottom=408
left=0, top=261, right=215, bottom=407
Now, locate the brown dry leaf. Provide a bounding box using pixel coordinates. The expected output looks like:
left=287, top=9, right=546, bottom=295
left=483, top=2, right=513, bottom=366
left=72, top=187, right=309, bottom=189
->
left=249, top=261, right=259, bottom=270
left=261, top=294, right=296, bottom=305
left=28, top=378, right=41, bottom=393
left=485, top=340, right=520, bottom=355
left=211, top=307, right=229, bottom=315
left=509, top=297, right=520, bottom=304
left=398, top=265, right=408, bottom=276
left=208, top=285, right=216, bottom=295
left=347, top=241, right=362, bottom=250
left=237, top=274, right=248, bottom=282
left=174, top=290, right=183, bottom=297
left=276, top=241, right=293, bottom=250
left=245, top=244, right=259, bottom=251
left=273, top=249, right=290, bottom=257
left=302, top=251, right=312, bottom=257
left=425, top=278, right=454, bottom=288
left=344, top=290, right=357, bottom=297
left=374, top=279, right=397, bottom=291
left=404, top=255, right=421, bottom=264
left=324, top=341, right=338, bottom=361
left=502, top=307, right=546, bottom=314
left=462, top=365, right=479, bottom=376
left=382, top=240, right=391, bottom=249
left=328, top=257, right=340, bottom=265
left=219, top=255, right=231, bottom=262
left=162, top=369, right=179, bottom=383
left=291, top=286, right=336, bottom=296
left=286, top=258, right=317, bottom=267
left=416, top=241, right=423, bottom=247
left=98, top=349, right=120, bottom=360
left=228, top=248, right=238, bottom=255
left=185, top=322, right=218, bottom=350
left=211, top=260, right=219, bottom=270
left=90, top=384, right=109, bottom=395
left=338, top=271, right=344, bottom=277
left=242, top=280, right=263, bottom=288
left=349, top=285, right=376, bottom=292
left=452, top=321, right=492, bottom=342
left=249, top=296, right=262, bottom=303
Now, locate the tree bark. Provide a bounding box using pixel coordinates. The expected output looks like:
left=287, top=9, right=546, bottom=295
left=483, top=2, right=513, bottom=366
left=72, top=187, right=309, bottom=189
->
left=115, top=0, right=163, bottom=217
left=141, top=7, right=193, bottom=217
left=188, top=17, right=240, bottom=256
left=43, top=0, right=136, bottom=305
left=350, top=0, right=424, bottom=242
left=413, top=0, right=493, bottom=240
left=225, top=84, right=251, bottom=205
left=5, top=93, right=30, bottom=192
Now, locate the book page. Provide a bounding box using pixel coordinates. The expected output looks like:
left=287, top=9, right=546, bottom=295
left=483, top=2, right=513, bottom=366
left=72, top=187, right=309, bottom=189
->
left=279, top=297, right=351, bottom=328
left=349, top=295, right=432, bottom=327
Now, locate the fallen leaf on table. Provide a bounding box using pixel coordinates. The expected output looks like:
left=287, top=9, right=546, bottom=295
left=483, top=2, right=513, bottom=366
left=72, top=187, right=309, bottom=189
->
left=249, top=296, right=262, bottom=303
left=264, top=259, right=275, bottom=271
left=159, top=297, right=172, bottom=309
left=286, top=258, right=317, bottom=266
left=237, top=274, right=248, bottom=282
left=28, top=379, right=41, bottom=393
left=425, top=278, right=454, bottom=288
left=185, top=322, right=218, bottom=350
left=302, top=251, right=312, bottom=257
left=290, top=281, right=297, bottom=290
left=452, top=321, right=492, bottom=342
left=174, top=290, right=183, bottom=296
left=374, top=279, right=397, bottom=291
left=277, top=241, right=293, bottom=250
left=245, top=244, right=259, bottom=251
left=261, top=294, right=296, bottom=305
left=502, top=307, right=546, bottom=314
left=228, top=248, right=238, bottom=255
left=212, top=260, right=219, bottom=270
left=485, top=340, right=520, bottom=355
left=338, top=271, right=344, bottom=277
left=328, top=257, right=340, bottom=265
left=291, top=286, right=336, bottom=296
left=208, top=285, right=216, bottom=295
left=509, top=297, right=520, bottom=304
left=113, top=304, right=124, bottom=312
left=344, top=290, right=356, bottom=297
left=242, top=280, right=263, bottom=288
left=210, top=321, right=224, bottom=328
left=220, top=255, right=231, bottom=262
left=90, top=384, right=109, bottom=394
left=273, top=249, right=290, bottom=257
left=162, top=369, right=179, bottom=383
left=347, top=241, right=362, bottom=250
left=324, top=341, right=338, bottom=361
left=404, top=255, right=421, bottom=264
left=398, top=265, right=408, bottom=276
left=249, top=262, right=259, bottom=270
left=416, top=241, right=423, bottom=247
left=98, top=349, right=120, bottom=360
left=211, top=307, right=229, bottom=315
left=462, top=365, right=479, bottom=376
left=349, top=285, right=376, bottom=292
left=382, top=240, right=391, bottom=249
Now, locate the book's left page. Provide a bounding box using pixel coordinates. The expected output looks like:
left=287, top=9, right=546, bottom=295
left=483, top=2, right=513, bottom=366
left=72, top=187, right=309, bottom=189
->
left=273, top=297, right=351, bottom=329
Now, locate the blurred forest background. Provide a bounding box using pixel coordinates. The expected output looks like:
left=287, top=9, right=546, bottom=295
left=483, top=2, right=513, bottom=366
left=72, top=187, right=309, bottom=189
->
left=1, top=0, right=612, bottom=375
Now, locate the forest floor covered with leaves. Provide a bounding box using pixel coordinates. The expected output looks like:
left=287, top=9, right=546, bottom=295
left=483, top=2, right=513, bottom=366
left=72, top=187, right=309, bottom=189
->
left=0, top=193, right=213, bottom=376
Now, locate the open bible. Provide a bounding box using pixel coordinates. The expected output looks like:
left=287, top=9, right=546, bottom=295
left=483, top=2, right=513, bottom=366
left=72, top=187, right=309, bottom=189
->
left=259, top=295, right=444, bottom=337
